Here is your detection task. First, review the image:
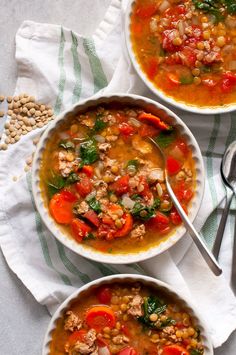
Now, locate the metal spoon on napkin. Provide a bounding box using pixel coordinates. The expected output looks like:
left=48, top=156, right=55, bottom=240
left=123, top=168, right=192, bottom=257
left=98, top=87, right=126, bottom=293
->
left=212, top=141, right=236, bottom=289
left=148, top=136, right=222, bottom=276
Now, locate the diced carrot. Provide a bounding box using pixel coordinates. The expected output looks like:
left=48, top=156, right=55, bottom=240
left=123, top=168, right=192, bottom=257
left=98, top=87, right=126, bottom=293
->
left=85, top=306, right=116, bottom=332
left=49, top=192, right=74, bottom=224
left=138, top=112, right=171, bottom=131
left=114, top=213, right=133, bottom=238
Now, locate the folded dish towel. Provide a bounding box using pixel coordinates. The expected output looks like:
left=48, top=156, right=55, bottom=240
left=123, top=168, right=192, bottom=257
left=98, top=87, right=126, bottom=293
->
left=0, top=0, right=236, bottom=348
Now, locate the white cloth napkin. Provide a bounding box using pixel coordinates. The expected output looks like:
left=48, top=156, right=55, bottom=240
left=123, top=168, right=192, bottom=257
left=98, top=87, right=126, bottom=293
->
left=0, top=0, right=236, bottom=348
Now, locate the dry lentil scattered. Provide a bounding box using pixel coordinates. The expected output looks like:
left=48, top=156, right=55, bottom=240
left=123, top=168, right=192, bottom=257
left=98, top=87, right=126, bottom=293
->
left=0, top=93, right=54, bottom=150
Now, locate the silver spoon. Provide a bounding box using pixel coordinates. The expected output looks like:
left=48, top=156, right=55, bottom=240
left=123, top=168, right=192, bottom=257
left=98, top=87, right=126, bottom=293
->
left=212, top=141, right=236, bottom=289
left=148, top=137, right=222, bottom=276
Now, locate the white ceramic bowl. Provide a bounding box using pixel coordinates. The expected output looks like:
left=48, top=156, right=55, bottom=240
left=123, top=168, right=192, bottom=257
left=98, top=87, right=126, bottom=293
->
left=42, top=274, right=213, bottom=355
left=125, top=0, right=236, bottom=115
left=32, top=93, right=204, bottom=264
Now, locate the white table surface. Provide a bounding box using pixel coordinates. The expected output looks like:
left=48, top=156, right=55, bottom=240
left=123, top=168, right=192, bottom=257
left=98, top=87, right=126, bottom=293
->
left=0, top=0, right=235, bottom=354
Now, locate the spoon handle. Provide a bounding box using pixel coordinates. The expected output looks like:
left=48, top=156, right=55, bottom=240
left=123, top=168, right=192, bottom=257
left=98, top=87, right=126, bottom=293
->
left=213, top=190, right=234, bottom=259
left=166, top=179, right=222, bottom=276
left=231, top=196, right=236, bottom=294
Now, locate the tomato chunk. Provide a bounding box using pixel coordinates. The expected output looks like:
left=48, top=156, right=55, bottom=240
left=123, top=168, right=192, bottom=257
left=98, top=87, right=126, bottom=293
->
left=75, top=177, right=92, bottom=197
left=119, top=122, right=135, bottom=136
left=221, top=72, right=236, bottom=93
left=71, top=218, right=91, bottom=242
left=162, top=345, right=189, bottom=355
left=49, top=192, right=75, bottom=224
left=96, top=287, right=112, bottom=304
left=83, top=210, right=100, bottom=227
left=81, top=165, right=94, bottom=177
left=111, top=175, right=129, bottom=195
left=68, top=329, right=87, bottom=345
left=117, top=347, right=138, bottom=355
left=166, top=156, right=182, bottom=175
left=85, top=306, right=116, bottom=332
left=60, top=190, right=78, bottom=202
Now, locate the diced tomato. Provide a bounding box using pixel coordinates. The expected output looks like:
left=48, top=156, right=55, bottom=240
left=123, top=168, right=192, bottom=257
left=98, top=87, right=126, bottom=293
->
left=146, top=58, right=159, bottom=80
left=119, top=122, right=135, bottom=136
left=174, top=181, right=193, bottom=203
left=152, top=211, right=170, bottom=225
left=139, top=123, right=159, bottom=137
left=75, top=177, right=92, bottom=198
left=175, top=322, right=185, bottom=329
left=180, top=46, right=197, bottom=68
left=162, top=344, right=189, bottom=355
left=162, top=30, right=183, bottom=53
left=83, top=210, right=100, bottom=227
left=138, top=112, right=171, bottom=131
left=68, top=329, right=87, bottom=345
left=166, top=156, right=182, bottom=175
left=170, top=208, right=182, bottom=225
left=111, top=175, right=129, bottom=195
left=60, top=190, right=78, bottom=202
left=147, top=211, right=170, bottom=233
left=117, top=347, right=138, bottom=355
left=85, top=306, right=116, bottom=332
left=71, top=218, right=91, bottom=242
left=114, top=213, right=133, bottom=238
left=49, top=192, right=75, bottom=224
left=81, top=165, right=94, bottom=177
left=138, top=175, right=153, bottom=200
left=175, top=139, right=189, bottom=157
left=96, top=287, right=112, bottom=304
left=136, top=4, right=157, bottom=18
left=164, top=5, right=186, bottom=18
left=221, top=72, right=236, bottom=93
left=121, top=324, right=130, bottom=337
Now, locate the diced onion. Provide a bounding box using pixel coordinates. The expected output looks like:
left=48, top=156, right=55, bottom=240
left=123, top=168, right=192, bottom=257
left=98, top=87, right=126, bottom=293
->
left=94, top=135, right=105, bottom=143
left=158, top=0, right=170, bottom=13
left=178, top=21, right=185, bottom=37
left=122, top=195, right=135, bottom=209
left=128, top=117, right=141, bottom=127
left=149, top=168, right=164, bottom=183
left=170, top=146, right=184, bottom=160
left=58, top=132, right=70, bottom=139
left=98, top=347, right=111, bottom=355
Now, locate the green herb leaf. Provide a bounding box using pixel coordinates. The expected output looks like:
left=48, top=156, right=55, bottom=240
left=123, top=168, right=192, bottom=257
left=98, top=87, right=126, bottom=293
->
left=86, top=196, right=101, bottom=213
left=127, top=159, right=139, bottom=169
left=47, top=171, right=66, bottom=197
left=160, top=317, right=176, bottom=328
left=180, top=75, right=194, bottom=85
left=66, top=172, right=80, bottom=184
left=84, top=232, right=96, bottom=241
left=153, top=198, right=161, bottom=209
left=190, top=349, right=204, bottom=355
left=138, top=296, right=167, bottom=329
left=92, top=114, right=108, bottom=133
left=154, top=130, right=176, bottom=148
left=192, top=0, right=225, bottom=22
left=80, top=139, right=98, bottom=166
left=131, top=202, right=156, bottom=221
left=59, top=140, right=75, bottom=150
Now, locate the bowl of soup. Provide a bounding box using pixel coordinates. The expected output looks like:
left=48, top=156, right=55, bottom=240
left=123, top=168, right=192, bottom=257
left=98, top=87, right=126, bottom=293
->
left=125, top=0, right=236, bottom=113
left=42, top=274, right=213, bottom=355
left=32, top=94, right=204, bottom=263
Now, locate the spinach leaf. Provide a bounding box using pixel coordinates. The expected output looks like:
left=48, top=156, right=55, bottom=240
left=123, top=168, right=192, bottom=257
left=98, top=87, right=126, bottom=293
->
left=190, top=350, right=204, bottom=355
left=180, top=75, right=194, bottom=85
left=131, top=202, right=156, bottom=221
left=80, top=139, right=98, bottom=166
left=138, top=296, right=167, bottom=329
left=86, top=196, right=102, bottom=213
left=192, top=0, right=225, bottom=22
left=160, top=317, right=176, bottom=328
left=127, top=159, right=140, bottom=171
left=66, top=172, right=80, bottom=184
left=154, top=130, right=176, bottom=148
left=59, top=140, right=75, bottom=150
left=91, top=114, right=108, bottom=133
left=84, top=232, right=96, bottom=241
left=226, top=0, right=236, bottom=14
left=47, top=173, right=66, bottom=198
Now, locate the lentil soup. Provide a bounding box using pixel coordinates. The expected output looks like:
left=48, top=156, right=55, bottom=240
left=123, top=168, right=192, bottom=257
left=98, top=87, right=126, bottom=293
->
left=40, top=103, right=195, bottom=254
left=130, top=0, right=236, bottom=107
left=50, top=282, right=204, bottom=355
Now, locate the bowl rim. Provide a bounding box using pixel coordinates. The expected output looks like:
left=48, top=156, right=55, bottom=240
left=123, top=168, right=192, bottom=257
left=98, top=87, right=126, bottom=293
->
left=42, top=274, right=214, bottom=355
left=32, top=93, right=205, bottom=264
left=124, top=0, right=236, bottom=115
